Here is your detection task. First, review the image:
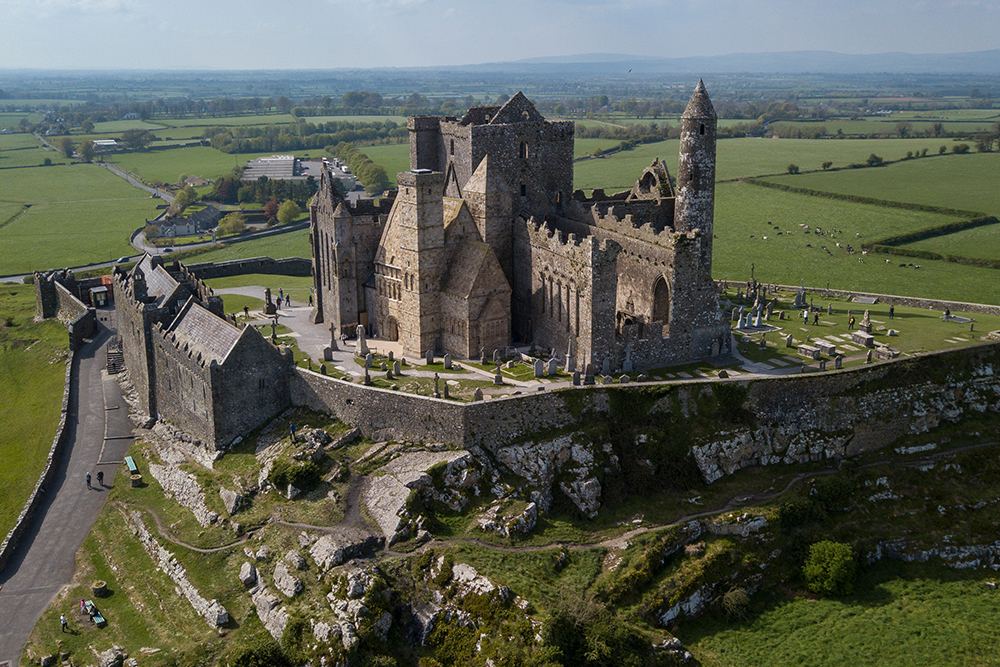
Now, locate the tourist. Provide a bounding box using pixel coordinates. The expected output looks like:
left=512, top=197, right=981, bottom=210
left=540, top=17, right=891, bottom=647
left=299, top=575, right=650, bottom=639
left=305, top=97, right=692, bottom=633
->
left=243, top=305, right=249, bottom=319
left=889, top=305, right=894, bottom=320
left=60, top=614, right=67, bottom=632
left=86, top=472, right=91, bottom=489
left=813, top=313, right=819, bottom=326
left=96, top=470, right=104, bottom=486
left=849, top=316, right=856, bottom=330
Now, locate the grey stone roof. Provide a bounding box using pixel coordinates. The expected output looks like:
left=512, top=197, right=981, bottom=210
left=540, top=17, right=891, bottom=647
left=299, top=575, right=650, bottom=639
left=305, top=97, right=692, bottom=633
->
left=682, top=79, right=717, bottom=120
left=136, top=255, right=181, bottom=308
left=168, top=298, right=242, bottom=364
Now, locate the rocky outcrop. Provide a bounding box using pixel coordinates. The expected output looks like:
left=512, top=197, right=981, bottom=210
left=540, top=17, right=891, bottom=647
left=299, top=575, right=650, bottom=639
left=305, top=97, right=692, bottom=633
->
left=97, top=646, right=126, bottom=667
left=869, top=539, right=1000, bottom=570
left=250, top=583, right=289, bottom=641
left=273, top=561, right=303, bottom=598
left=309, top=527, right=384, bottom=572
left=707, top=512, right=770, bottom=537
left=147, top=463, right=219, bottom=527
left=476, top=501, right=538, bottom=538
left=493, top=435, right=606, bottom=516
left=239, top=561, right=258, bottom=587
left=125, top=511, right=228, bottom=628
left=286, top=549, right=307, bottom=570
left=362, top=449, right=470, bottom=544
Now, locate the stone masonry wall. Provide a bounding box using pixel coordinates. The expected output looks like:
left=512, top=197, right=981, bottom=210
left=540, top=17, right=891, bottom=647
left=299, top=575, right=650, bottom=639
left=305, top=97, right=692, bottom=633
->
left=185, top=257, right=312, bottom=280
left=53, top=282, right=96, bottom=350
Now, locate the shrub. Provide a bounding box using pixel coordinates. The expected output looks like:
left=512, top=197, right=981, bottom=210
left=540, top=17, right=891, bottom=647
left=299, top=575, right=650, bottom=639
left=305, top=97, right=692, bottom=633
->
left=269, top=459, right=319, bottom=491
left=722, top=587, right=750, bottom=620
left=218, top=211, right=247, bottom=235
left=803, top=540, right=856, bottom=596
left=227, top=636, right=291, bottom=667
left=953, top=143, right=971, bottom=154
left=787, top=163, right=800, bottom=174
left=866, top=153, right=884, bottom=167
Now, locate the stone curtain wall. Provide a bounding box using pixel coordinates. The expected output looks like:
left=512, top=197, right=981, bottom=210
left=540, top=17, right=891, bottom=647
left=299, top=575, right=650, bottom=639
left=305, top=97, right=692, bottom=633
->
left=186, top=257, right=312, bottom=280
left=292, top=342, right=1000, bottom=484
left=0, top=356, right=74, bottom=575
left=53, top=282, right=96, bottom=350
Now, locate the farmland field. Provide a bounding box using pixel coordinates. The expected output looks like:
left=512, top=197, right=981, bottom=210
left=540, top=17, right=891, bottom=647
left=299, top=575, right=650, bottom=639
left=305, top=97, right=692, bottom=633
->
left=184, top=228, right=310, bottom=264
left=904, top=223, right=1000, bottom=261
left=361, top=143, right=411, bottom=186
left=0, top=163, right=159, bottom=275
left=0, top=133, right=42, bottom=150
left=764, top=152, right=1000, bottom=217
left=104, top=146, right=274, bottom=184
left=713, top=182, right=1000, bottom=304
left=0, top=147, right=71, bottom=168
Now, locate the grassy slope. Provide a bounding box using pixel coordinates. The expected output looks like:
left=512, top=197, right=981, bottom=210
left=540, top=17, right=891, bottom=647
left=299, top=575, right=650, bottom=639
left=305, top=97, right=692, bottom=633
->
left=361, top=144, right=411, bottom=187
left=0, top=163, right=159, bottom=275
left=763, top=152, right=1000, bottom=217
left=0, top=285, right=69, bottom=541
left=905, top=223, right=1000, bottom=261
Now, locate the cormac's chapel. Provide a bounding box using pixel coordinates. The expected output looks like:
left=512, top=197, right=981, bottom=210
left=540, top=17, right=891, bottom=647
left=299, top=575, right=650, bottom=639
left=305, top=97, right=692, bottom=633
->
left=310, top=81, right=729, bottom=371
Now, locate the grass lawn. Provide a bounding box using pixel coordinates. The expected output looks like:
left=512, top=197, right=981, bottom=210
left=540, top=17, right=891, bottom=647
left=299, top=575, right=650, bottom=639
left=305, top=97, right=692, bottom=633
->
left=0, top=133, right=44, bottom=151
left=0, top=285, right=70, bottom=543
left=682, top=560, right=1000, bottom=667
left=0, top=163, right=159, bottom=275
left=763, top=152, right=1000, bottom=217
left=0, top=148, right=71, bottom=169
left=105, top=146, right=275, bottom=184
left=185, top=228, right=311, bottom=264
left=361, top=143, right=411, bottom=186
left=712, top=182, right=1000, bottom=305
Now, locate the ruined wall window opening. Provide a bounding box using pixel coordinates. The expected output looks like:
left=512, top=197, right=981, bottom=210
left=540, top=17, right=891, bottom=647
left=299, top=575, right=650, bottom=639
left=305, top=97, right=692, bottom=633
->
left=520, top=183, right=527, bottom=198
left=699, top=123, right=705, bottom=135
left=557, top=282, right=562, bottom=322
left=519, top=142, right=528, bottom=159
left=450, top=139, right=455, bottom=155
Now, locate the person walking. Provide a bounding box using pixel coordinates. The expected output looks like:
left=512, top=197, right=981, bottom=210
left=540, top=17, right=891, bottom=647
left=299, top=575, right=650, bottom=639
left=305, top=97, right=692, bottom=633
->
left=243, top=305, right=250, bottom=319
left=285, top=294, right=290, bottom=307
left=86, top=472, right=91, bottom=489
left=889, top=305, right=894, bottom=320
left=96, top=470, right=104, bottom=487
left=308, top=294, right=313, bottom=306
left=60, top=614, right=67, bottom=632
left=849, top=316, right=856, bottom=330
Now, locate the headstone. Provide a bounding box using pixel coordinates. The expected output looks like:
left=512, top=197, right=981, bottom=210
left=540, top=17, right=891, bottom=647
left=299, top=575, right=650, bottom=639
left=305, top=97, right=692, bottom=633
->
left=753, top=313, right=762, bottom=328
left=494, top=371, right=503, bottom=385
left=623, top=344, right=633, bottom=373
left=473, top=388, right=483, bottom=401
left=583, top=373, right=595, bottom=386
left=971, top=323, right=975, bottom=332
left=443, top=384, right=450, bottom=399
left=602, top=358, right=610, bottom=375
left=603, top=375, right=614, bottom=384
left=425, top=348, right=434, bottom=365
left=365, top=352, right=373, bottom=368
left=711, top=341, right=720, bottom=357
left=380, top=361, right=387, bottom=371
left=866, top=349, right=873, bottom=364
left=324, top=347, right=334, bottom=361
left=505, top=360, right=516, bottom=369
left=444, top=353, right=452, bottom=370
left=766, top=301, right=774, bottom=318
left=637, top=374, right=648, bottom=382
left=356, top=324, right=369, bottom=356
left=493, top=348, right=501, bottom=364
left=835, top=355, right=843, bottom=369
left=433, top=373, right=441, bottom=398
left=732, top=307, right=739, bottom=322
left=364, top=367, right=372, bottom=385
left=759, top=335, right=767, bottom=349
left=385, top=370, right=393, bottom=380
left=393, top=360, right=401, bottom=376
left=785, top=334, right=794, bottom=347
left=534, top=359, right=544, bottom=378
left=547, top=358, right=557, bottom=376
left=572, top=371, right=581, bottom=386
left=320, top=363, right=327, bottom=375
left=827, top=303, right=833, bottom=315
left=387, top=350, right=393, bottom=361
left=619, top=374, right=630, bottom=384
left=819, top=360, right=827, bottom=371
left=718, top=370, right=729, bottom=379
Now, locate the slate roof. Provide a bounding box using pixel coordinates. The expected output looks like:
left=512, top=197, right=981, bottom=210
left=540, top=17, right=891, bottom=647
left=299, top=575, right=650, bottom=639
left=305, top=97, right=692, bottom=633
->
left=135, top=254, right=182, bottom=308
left=443, top=240, right=495, bottom=298
left=167, top=298, right=242, bottom=365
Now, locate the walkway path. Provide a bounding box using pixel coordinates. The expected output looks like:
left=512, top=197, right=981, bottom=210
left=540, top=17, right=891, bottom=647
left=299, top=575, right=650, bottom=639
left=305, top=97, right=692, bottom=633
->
left=0, top=313, right=134, bottom=666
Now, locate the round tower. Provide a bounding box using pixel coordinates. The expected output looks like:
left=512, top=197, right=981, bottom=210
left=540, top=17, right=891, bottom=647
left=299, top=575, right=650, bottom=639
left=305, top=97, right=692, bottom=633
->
left=674, top=80, right=717, bottom=253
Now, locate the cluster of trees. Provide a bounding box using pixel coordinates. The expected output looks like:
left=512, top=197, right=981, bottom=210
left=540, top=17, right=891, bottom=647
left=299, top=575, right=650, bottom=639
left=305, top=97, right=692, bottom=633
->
left=208, top=172, right=318, bottom=208
left=206, top=119, right=406, bottom=155
left=326, top=142, right=390, bottom=194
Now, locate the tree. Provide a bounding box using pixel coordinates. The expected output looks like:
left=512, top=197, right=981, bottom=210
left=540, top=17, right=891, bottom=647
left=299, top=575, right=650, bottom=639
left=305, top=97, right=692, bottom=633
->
left=217, top=211, right=247, bottom=236
left=895, top=120, right=912, bottom=138
left=120, top=128, right=154, bottom=151
left=803, top=540, right=856, bottom=596
left=939, top=145, right=948, bottom=154
left=264, top=199, right=280, bottom=219
left=277, top=200, right=301, bottom=225
left=821, top=161, right=833, bottom=170
left=81, top=120, right=94, bottom=133
left=78, top=139, right=96, bottom=163
left=787, top=164, right=800, bottom=174
left=953, top=143, right=971, bottom=154
left=276, top=96, right=293, bottom=113
left=42, top=157, right=52, bottom=166
left=866, top=153, right=884, bottom=167
left=59, top=137, right=74, bottom=158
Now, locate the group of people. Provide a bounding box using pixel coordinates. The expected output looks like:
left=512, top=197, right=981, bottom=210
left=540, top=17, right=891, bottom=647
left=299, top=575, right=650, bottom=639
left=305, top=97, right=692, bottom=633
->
left=85, top=470, right=104, bottom=489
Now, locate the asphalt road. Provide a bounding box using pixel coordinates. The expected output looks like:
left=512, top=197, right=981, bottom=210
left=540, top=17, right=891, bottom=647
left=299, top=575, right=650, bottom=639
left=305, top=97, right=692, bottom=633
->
left=0, top=312, right=133, bottom=666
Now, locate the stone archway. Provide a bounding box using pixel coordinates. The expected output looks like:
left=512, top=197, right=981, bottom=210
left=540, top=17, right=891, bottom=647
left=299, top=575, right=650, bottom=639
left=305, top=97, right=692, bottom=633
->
left=384, top=316, right=399, bottom=342
left=652, top=276, right=670, bottom=324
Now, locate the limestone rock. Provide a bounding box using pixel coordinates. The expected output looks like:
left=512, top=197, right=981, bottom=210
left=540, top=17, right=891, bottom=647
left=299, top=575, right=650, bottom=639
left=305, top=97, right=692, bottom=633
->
left=312, top=620, right=341, bottom=644
left=374, top=611, right=393, bottom=641
left=560, top=477, right=602, bottom=519
left=285, top=549, right=307, bottom=570
left=309, top=527, right=384, bottom=572
left=255, top=546, right=270, bottom=561
left=273, top=562, right=303, bottom=598
left=476, top=501, right=538, bottom=538
left=148, top=463, right=219, bottom=527
left=97, top=647, right=126, bottom=667
left=219, top=486, right=241, bottom=515
left=239, top=561, right=258, bottom=587
left=250, top=584, right=289, bottom=640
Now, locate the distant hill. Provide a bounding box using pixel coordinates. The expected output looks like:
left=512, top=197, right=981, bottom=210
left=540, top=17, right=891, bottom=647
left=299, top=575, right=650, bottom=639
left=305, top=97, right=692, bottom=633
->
left=448, top=50, right=1000, bottom=75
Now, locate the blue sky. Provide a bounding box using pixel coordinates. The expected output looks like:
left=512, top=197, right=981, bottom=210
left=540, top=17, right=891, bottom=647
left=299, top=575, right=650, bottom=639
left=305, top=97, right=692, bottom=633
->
left=0, top=0, right=997, bottom=70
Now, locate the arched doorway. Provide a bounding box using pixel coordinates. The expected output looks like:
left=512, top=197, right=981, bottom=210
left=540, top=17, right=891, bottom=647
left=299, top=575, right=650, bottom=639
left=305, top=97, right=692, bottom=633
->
left=384, top=317, right=399, bottom=342
left=652, top=277, right=670, bottom=325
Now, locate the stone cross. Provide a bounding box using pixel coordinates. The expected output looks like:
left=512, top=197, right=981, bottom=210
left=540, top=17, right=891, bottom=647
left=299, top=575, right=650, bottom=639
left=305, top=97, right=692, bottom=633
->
left=433, top=373, right=441, bottom=398
left=623, top=343, right=633, bottom=373
left=328, top=324, right=339, bottom=351
left=356, top=324, right=369, bottom=357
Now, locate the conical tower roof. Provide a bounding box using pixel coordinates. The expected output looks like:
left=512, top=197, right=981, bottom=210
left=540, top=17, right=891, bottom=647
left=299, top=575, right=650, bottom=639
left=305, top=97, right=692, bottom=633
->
left=682, top=79, right=716, bottom=120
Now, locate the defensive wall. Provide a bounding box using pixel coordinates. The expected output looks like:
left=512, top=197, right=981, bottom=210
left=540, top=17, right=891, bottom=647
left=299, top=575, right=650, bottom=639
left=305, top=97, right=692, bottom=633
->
left=184, top=256, right=312, bottom=281
left=290, top=340, right=1000, bottom=482
left=34, top=270, right=97, bottom=350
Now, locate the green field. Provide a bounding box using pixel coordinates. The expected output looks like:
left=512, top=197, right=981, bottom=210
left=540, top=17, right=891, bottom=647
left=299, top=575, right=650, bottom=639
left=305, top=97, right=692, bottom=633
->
left=904, top=223, right=1000, bottom=261
left=713, top=182, right=1000, bottom=304
left=184, top=228, right=311, bottom=264
left=0, top=285, right=70, bottom=543
left=105, top=146, right=273, bottom=184
left=0, top=133, right=42, bottom=150
left=89, top=119, right=164, bottom=133
left=0, top=147, right=71, bottom=169
left=764, top=152, right=1000, bottom=217
left=0, top=163, right=159, bottom=275
left=361, top=143, right=411, bottom=185
left=684, top=561, right=1000, bottom=667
